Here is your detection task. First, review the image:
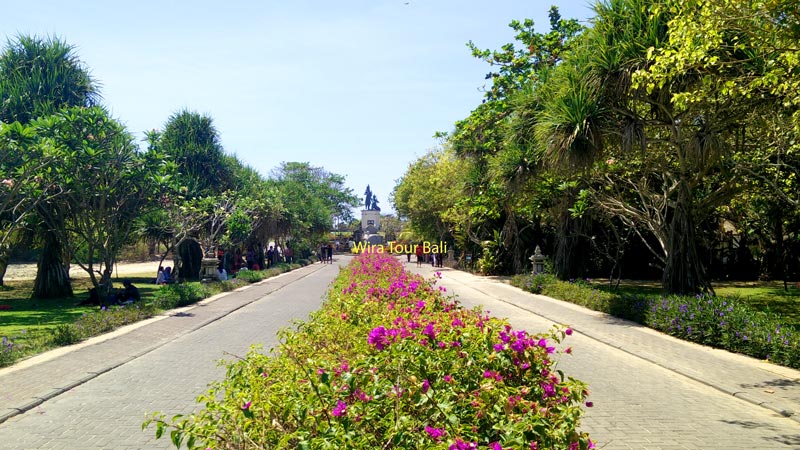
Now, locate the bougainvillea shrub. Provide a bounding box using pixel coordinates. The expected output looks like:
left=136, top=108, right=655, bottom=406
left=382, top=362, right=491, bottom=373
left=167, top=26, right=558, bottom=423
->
left=146, top=252, right=594, bottom=449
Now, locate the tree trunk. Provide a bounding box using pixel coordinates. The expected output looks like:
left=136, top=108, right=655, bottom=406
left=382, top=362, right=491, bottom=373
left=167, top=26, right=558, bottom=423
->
left=662, top=181, right=712, bottom=295
left=33, top=231, right=73, bottom=298
left=0, top=246, right=8, bottom=287
left=554, top=208, right=587, bottom=280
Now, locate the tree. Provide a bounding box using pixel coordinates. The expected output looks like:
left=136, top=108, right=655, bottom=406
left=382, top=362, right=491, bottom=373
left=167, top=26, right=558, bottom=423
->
left=33, top=106, right=159, bottom=300
left=0, top=34, right=101, bottom=298
left=271, top=162, right=359, bottom=248
left=158, top=109, right=237, bottom=197
left=392, top=148, right=468, bottom=246
left=0, top=34, right=100, bottom=124
left=441, top=8, right=584, bottom=274
left=0, top=122, right=61, bottom=285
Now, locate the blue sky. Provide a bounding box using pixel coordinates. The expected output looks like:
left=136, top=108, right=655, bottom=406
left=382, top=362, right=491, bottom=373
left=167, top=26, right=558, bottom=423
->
left=2, top=1, right=593, bottom=214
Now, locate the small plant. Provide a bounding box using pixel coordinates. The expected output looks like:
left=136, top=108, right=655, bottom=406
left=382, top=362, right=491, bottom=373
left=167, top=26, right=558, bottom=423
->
left=51, top=323, right=82, bottom=346
left=0, top=336, right=16, bottom=366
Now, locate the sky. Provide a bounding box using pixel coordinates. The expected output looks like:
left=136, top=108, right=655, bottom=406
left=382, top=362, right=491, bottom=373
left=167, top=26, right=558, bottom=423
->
left=2, top=1, right=594, bottom=215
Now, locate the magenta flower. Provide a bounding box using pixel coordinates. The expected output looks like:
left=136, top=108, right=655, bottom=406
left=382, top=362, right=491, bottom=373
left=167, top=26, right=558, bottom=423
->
left=424, top=425, right=445, bottom=440
left=565, top=327, right=573, bottom=335
left=241, top=401, right=252, bottom=410
left=422, top=379, right=430, bottom=393
left=489, top=443, right=503, bottom=450
left=331, top=400, right=347, bottom=417
left=448, top=439, right=477, bottom=449
left=443, top=374, right=454, bottom=383
left=368, top=326, right=390, bottom=350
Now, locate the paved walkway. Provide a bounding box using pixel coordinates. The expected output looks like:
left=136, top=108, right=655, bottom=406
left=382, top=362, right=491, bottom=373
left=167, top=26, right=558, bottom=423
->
left=0, top=260, right=344, bottom=449
left=406, top=261, right=800, bottom=449
left=1, top=256, right=799, bottom=449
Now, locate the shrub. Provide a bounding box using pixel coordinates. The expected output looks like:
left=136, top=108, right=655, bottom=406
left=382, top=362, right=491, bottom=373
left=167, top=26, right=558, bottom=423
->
left=51, top=323, right=82, bottom=346
left=146, top=252, right=594, bottom=449
left=511, top=274, right=800, bottom=369
left=152, top=283, right=212, bottom=309
left=235, top=269, right=265, bottom=283
left=218, top=279, right=246, bottom=292
left=69, top=303, right=158, bottom=338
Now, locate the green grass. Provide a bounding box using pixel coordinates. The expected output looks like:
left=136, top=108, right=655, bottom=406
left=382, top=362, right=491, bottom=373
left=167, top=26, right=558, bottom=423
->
left=0, top=273, right=160, bottom=360
left=0, top=262, right=309, bottom=367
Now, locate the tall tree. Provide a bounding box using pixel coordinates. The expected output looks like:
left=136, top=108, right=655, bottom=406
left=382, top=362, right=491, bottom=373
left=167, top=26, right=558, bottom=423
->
left=0, top=34, right=101, bottom=298
left=158, top=109, right=236, bottom=198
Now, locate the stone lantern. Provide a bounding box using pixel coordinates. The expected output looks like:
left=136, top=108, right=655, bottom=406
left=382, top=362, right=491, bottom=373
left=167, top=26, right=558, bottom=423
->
left=529, top=245, right=546, bottom=274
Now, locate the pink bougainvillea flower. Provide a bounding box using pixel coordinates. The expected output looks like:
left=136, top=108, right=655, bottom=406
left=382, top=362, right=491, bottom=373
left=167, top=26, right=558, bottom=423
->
left=565, top=327, right=573, bottom=335
left=331, top=400, right=347, bottom=417
left=424, top=425, right=445, bottom=440
left=422, top=379, right=430, bottom=393
left=443, top=374, right=454, bottom=383
left=586, top=401, right=594, bottom=407
left=241, top=401, right=252, bottom=410
left=368, top=326, right=390, bottom=350
left=489, top=442, right=503, bottom=450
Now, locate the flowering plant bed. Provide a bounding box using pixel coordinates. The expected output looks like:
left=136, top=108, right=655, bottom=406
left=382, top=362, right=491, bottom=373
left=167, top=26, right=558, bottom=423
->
left=145, top=252, right=593, bottom=449
left=512, top=273, right=799, bottom=369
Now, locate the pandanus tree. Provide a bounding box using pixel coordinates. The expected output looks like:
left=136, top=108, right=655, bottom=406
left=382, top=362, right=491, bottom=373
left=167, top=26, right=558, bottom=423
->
left=0, top=34, right=101, bottom=298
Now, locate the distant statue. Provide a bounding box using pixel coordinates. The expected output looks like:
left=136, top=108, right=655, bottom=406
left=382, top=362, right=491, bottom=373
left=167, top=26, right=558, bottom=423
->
left=371, top=194, right=380, bottom=211
left=364, top=185, right=373, bottom=210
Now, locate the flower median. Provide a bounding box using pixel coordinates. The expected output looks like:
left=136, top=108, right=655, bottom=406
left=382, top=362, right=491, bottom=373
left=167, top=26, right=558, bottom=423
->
left=145, top=252, right=594, bottom=449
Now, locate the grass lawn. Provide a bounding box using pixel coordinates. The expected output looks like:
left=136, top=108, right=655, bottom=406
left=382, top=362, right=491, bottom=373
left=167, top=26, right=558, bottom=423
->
left=0, top=273, right=159, bottom=359
left=594, top=279, right=800, bottom=327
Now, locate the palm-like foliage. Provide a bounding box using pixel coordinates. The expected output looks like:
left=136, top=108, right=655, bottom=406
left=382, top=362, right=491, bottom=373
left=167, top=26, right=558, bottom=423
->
left=159, top=109, right=236, bottom=197
left=0, top=35, right=100, bottom=124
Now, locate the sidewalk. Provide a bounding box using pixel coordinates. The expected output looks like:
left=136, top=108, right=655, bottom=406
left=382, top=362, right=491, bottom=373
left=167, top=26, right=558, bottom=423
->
left=431, top=266, right=800, bottom=424
left=0, top=262, right=327, bottom=425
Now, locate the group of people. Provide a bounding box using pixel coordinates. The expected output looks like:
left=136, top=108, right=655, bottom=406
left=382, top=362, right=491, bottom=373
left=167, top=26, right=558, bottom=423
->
left=85, top=279, right=140, bottom=307
left=319, top=243, right=334, bottom=264
left=413, top=245, right=444, bottom=268
left=154, top=266, right=174, bottom=284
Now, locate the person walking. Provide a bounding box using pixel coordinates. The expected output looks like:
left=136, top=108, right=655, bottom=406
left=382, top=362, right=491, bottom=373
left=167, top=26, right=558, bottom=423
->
left=415, top=243, right=424, bottom=267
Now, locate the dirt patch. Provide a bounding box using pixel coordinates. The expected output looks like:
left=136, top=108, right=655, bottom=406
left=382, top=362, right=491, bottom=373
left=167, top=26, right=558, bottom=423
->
left=4, top=261, right=163, bottom=281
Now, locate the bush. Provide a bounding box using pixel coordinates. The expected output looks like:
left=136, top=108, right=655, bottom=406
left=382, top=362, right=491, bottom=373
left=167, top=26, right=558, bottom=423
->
left=218, top=279, right=246, bottom=292
left=152, top=283, right=212, bottom=309
left=146, top=252, right=594, bottom=449
left=51, top=323, right=82, bottom=346
left=235, top=269, right=265, bottom=283
left=70, top=303, right=158, bottom=338
left=511, top=274, right=800, bottom=369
